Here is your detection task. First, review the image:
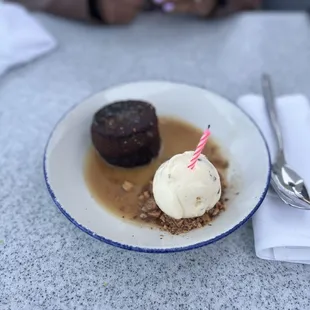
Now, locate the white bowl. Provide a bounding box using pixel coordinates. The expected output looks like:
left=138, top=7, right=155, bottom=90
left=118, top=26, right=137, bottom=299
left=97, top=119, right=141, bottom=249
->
left=44, top=81, right=271, bottom=253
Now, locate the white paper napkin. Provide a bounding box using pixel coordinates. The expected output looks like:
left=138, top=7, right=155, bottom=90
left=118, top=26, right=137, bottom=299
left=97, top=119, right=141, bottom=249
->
left=0, top=3, right=57, bottom=77
left=237, top=94, right=310, bottom=264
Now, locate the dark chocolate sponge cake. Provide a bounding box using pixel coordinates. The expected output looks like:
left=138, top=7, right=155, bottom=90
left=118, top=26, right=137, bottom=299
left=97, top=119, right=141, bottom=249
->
left=91, top=100, right=161, bottom=167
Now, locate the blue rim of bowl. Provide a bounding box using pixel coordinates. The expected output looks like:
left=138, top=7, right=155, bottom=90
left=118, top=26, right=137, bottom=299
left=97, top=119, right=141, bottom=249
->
left=43, top=81, right=272, bottom=253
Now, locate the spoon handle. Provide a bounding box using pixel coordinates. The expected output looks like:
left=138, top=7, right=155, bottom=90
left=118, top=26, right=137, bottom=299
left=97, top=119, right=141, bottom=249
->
left=261, top=74, right=285, bottom=163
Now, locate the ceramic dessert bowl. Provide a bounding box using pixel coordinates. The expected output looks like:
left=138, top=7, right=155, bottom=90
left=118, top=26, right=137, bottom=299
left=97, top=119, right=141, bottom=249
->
left=44, top=81, right=271, bottom=253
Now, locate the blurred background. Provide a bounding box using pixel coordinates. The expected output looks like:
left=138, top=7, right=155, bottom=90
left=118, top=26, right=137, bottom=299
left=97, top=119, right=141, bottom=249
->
left=262, top=0, right=310, bottom=10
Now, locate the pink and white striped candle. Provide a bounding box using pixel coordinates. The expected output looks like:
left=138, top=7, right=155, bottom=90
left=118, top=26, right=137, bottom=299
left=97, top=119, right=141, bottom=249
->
left=187, top=125, right=211, bottom=170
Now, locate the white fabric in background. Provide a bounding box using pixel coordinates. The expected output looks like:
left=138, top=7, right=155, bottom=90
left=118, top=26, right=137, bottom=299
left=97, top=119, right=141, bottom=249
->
left=0, top=3, right=56, bottom=77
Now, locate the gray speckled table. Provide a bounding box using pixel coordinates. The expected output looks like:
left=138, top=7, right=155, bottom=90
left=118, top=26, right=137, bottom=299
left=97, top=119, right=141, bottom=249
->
left=1, top=11, right=310, bottom=310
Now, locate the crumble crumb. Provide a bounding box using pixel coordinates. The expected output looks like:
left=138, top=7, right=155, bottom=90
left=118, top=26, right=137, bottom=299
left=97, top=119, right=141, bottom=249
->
left=138, top=171, right=227, bottom=235
left=122, top=181, right=134, bottom=192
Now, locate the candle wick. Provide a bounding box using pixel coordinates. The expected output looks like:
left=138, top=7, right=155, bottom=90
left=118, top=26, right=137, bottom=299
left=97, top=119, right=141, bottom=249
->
left=208, top=124, right=210, bottom=129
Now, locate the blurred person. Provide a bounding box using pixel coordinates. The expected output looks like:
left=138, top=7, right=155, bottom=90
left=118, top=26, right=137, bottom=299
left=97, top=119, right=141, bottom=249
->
left=5, top=0, right=261, bottom=24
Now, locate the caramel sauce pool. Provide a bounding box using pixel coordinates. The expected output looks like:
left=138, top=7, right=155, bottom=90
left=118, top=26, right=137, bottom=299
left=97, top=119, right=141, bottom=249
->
left=84, top=117, right=227, bottom=221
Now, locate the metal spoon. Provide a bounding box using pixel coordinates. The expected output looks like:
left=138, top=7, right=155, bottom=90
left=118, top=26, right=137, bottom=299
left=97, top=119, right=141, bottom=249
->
left=270, top=177, right=310, bottom=209
left=262, top=74, right=310, bottom=210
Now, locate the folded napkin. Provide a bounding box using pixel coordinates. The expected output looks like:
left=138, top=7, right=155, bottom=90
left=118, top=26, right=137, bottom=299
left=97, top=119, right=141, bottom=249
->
left=0, top=3, right=56, bottom=77
left=237, top=94, right=310, bottom=264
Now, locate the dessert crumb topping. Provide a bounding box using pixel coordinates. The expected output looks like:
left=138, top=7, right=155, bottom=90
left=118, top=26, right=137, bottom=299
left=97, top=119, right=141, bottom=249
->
left=122, top=181, right=134, bottom=192
left=138, top=172, right=227, bottom=235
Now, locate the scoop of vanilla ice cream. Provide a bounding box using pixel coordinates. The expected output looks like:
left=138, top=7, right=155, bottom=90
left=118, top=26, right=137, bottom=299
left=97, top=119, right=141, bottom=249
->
left=152, top=151, right=221, bottom=219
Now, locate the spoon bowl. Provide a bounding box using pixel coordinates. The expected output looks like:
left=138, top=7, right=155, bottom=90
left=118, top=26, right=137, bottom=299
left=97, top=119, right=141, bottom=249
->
left=271, top=172, right=310, bottom=210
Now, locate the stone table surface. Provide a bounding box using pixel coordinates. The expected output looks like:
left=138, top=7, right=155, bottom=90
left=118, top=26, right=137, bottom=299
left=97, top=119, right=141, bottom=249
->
left=1, top=11, right=310, bottom=310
